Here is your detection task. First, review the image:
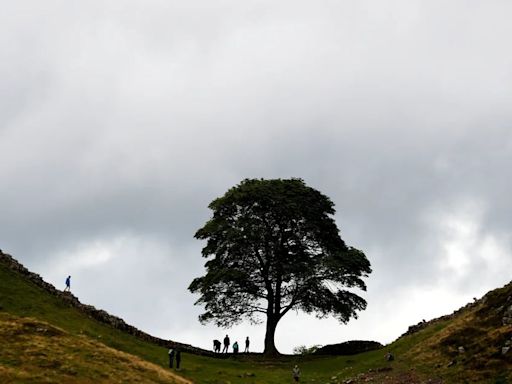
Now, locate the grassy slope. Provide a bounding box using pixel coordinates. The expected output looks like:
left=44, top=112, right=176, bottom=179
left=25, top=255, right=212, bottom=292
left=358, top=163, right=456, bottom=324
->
left=1, top=260, right=511, bottom=383
left=0, top=312, right=190, bottom=384
left=404, top=283, right=512, bottom=383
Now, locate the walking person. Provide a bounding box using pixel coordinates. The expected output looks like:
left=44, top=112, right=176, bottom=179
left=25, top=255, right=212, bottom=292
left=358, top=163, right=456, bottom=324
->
left=64, top=275, right=71, bottom=292
left=292, top=365, right=301, bottom=382
left=175, top=349, right=181, bottom=370
left=223, top=334, right=230, bottom=353
left=244, top=336, right=250, bottom=353
left=168, top=348, right=175, bottom=368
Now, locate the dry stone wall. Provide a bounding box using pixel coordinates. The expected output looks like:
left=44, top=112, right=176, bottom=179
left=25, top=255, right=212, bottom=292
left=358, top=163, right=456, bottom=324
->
left=0, top=250, right=217, bottom=357
left=400, top=281, right=512, bottom=340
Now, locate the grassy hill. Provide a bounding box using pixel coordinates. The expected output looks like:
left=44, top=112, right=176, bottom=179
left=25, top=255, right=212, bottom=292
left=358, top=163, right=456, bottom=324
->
left=0, top=312, right=191, bottom=384
left=1, top=250, right=511, bottom=383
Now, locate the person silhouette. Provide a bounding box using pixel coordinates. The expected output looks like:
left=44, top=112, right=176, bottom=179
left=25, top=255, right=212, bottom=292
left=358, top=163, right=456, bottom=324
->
left=292, top=365, right=301, bottom=382
left=213, top=339, right=221, bottom=353
left=64, top=276, right=71, bottom=292
left=223, top=334, right=230, bottom=353
left=168, top=348, right=175, bottom=368
left=175, top=349, right=182, bottom=370
left=245, top=336, right=250, bottom=353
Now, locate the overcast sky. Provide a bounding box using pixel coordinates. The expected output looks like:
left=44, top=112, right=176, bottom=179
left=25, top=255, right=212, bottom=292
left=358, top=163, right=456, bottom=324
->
left=1, top=1, right=512, bottom=353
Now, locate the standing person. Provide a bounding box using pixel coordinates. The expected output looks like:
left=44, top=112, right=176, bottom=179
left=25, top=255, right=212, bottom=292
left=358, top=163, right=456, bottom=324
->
left=175, top=349, right=181, bottom=370
left=223, top=334, right=230, bottom=353
left=292, top=365, right=301, bottom=382
left=233, top=341, right=239, bottom=354
left=244, top=336, right=250, bottom=353
left=64, top=276, right=71, bottom=292
left=168, top=348, right=175, bottom=368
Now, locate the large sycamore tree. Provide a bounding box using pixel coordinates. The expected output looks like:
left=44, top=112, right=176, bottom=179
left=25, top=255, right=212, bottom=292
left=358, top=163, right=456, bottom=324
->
left=189, top=178, right=371, bottom=355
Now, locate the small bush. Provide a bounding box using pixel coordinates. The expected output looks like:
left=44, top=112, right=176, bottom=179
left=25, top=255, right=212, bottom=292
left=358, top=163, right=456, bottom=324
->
left=315, top=340, right=383, bottom=355
left=293, top=344, right=322, bottom=355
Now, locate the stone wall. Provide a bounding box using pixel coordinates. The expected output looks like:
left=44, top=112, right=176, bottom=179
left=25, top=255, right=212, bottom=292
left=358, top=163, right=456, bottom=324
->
left=400, top=281, right=512, bottom=339
left=0, top=250, right=219, bottom=357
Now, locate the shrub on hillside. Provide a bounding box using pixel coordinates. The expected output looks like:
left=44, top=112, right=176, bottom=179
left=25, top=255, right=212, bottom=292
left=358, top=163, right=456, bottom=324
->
left=314, top=340, right=383, bottom=355
left=293, top=344, right=322, bottom=355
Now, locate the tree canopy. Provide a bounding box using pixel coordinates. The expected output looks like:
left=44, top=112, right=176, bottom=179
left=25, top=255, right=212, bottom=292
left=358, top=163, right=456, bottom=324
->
left=189, top=178, right=371, bottom=355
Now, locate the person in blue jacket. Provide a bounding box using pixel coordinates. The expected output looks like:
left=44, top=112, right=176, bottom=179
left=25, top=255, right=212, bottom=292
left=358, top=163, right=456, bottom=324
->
left=64, top=275, right=71, bottom=292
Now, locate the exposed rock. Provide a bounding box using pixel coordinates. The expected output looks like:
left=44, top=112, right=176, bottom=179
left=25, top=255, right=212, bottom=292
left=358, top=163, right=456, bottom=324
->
left=458, top=346, right=465, bottom=354
left=447, top=360, right=456, bottom=367
left=502, top=305, right=512, bottom=325
left=502, top=346, right=510, bottom=355
left=399, top=284, right=512, bottom=340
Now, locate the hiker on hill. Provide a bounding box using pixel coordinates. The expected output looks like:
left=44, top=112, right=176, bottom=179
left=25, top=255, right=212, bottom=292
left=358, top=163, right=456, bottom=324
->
left=175, top=349, right=182, bottom=370
left=233, top=341, right=239, bottom=354
left=245, top=336, right=250, bottom=353
left=168, top=348, right=175, bottom=368
left=223, top=334, right=230, bottom=353
left=292, top=365, right=301, bottom=382
left=213, top=339, right=221, bottom=353
left=64, top=275, right=71, bottom=292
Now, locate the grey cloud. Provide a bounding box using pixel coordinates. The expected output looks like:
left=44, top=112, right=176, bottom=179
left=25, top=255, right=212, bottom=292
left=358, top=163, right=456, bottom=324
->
left=1, top=0, right=512, bottom=352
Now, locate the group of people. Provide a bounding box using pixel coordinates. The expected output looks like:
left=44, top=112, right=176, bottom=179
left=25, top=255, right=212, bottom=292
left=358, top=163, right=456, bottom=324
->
left=213, top=335, right=250, bottom=354
left=58, top=273, right=302, bottom=382
left=164, top=346, right=392, bottom=381
left=63, top=275, right=300, bottom=381
left=167, top=347, right=182, bottom=369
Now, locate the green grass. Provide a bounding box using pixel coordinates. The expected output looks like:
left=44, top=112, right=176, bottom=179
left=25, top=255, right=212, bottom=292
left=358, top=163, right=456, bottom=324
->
left=1, top=261, right=511, bottom=383
left=0, top=263, right=170, bottom=367
left=0, top=312, right=190, bottom=383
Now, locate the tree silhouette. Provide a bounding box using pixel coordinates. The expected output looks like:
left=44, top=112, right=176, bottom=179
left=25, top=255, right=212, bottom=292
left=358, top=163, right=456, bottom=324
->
left=189, top=178, right=371, bottom=355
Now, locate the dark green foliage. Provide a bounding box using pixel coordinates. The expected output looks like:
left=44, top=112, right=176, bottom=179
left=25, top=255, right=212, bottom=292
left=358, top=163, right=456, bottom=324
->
left=494, top=373, right=509, bottom=384
left=293, top=344, right=322, bottom=355
left=189, top=178, right=372, bottom=354
left=315, top=340, right=383, bottom=356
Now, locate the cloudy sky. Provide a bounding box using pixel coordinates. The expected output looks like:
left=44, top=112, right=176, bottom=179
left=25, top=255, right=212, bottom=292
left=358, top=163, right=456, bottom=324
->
left=2, top=1, right=512, bottom=353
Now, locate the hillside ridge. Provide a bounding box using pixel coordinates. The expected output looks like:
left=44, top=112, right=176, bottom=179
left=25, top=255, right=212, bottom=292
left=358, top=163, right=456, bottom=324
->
left=399, top=281, right=512, bottom=340
left=0, top=249, right=214, bottom=357
left=2, top=248, right=512, bottom=382
left=0, top=311, right=192, bottom=383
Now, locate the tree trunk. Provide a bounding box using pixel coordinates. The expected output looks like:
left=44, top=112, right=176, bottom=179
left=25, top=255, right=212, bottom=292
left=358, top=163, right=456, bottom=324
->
left=263, top=316, right=280, bottom=355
